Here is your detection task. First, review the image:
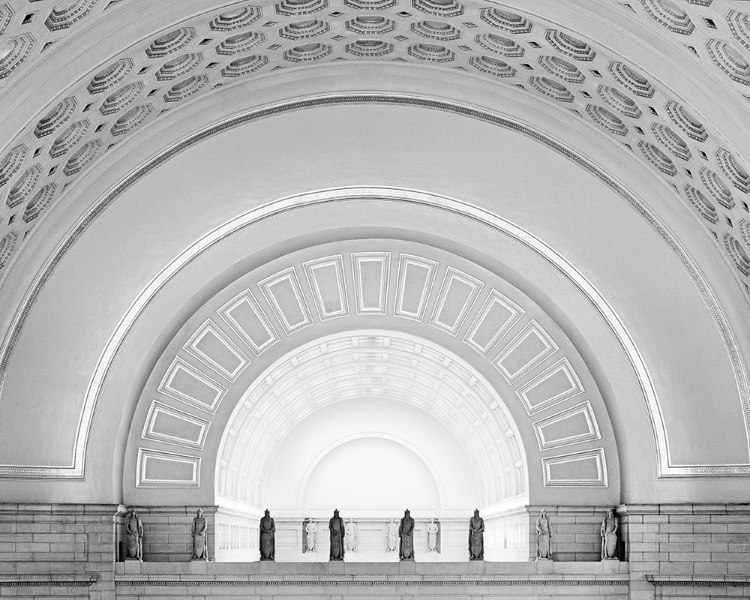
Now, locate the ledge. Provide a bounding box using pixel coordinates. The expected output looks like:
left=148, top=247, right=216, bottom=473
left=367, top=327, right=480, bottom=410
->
left=0, top=575, right=98, bottom=587
left=646, top=575, right=750, bottom=587
left=114, top=562, right=629, bottom=587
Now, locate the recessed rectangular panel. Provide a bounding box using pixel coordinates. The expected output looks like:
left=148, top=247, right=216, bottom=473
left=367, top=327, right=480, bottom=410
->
left=517, top=358, right=584, bottom=414
left=394, top=254, right=438, bottom=321
left=142, top=401, right=210, bottom=449
left=303, top=255, right=349, bottom=320
left=430, top=267, right=483, bottom=335
left=542, top=448, right=607, bottom=487
left=258, top=268, right=312, bottom=334
left=137, top=448, right=200, bottom=487
left=185, top=320, right=249, bottom=381
left=464, top=291, right=524, bottom=356
left=158, top=358, right=226, bottom=414
left=533, top=402, right=601, bottom=450
left=352, top=252, right=390, bottom=314
left=492, top=321, right=558, bottom=383
left=218, top=291, right=278, bottom=355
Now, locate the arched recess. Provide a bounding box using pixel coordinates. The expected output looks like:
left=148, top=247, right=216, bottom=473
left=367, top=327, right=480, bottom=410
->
left=123, top=233, right=620, bottom=506
left=121, top=229, right=621, bottom=559
left=1, top=78, right=748, bottom=508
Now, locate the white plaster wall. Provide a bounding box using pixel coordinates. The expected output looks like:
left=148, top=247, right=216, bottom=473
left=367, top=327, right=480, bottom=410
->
left=263, top=399, right=479, bottom=519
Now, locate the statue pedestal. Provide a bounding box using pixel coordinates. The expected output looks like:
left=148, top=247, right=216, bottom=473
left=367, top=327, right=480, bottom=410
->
left=124, top=558, right=142, bottom=562
left=259, top=560, right=276, bottom=574
left=601, top=559, right=621, bottom=573
left=328, top=560, right=345, bottom=575
left=534, top=558, right=555, bottom=573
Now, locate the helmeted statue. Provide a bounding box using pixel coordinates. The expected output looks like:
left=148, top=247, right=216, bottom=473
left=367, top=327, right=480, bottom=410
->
left=427, top=518, right=439, bottom=552
left=386, top=519, right=398, bottom=552
left=125, top=508, right=143, bottom=561
left=468, top=509, right=484, bottom=560
left=192, top=508, right=209, bottom=561
left=329, top=509, right=345, bottom=560
left=345, top=517, right=357, bottom=552
left=305, top=519, right=316, bottom=552
left=601, top=508, right=619, bottom=560
left=536, top=509, right=552, bottom=560
left=399, top=509, right=415, bottom=561
left=259, top=509, right=276, bottom=561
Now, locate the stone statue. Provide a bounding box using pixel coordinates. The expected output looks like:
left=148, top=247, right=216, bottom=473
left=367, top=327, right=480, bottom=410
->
left=124, top=508, right=143, bottom=561
left=329, top=509, right=345, bottom=560
left=601, top=508, right=619, bottom=560
left=427, top=518, right=439, bottom=552
left=259, top=508, right=275, bottom=561
left=191, top=508, right=208, bottom=561
left=399, top=509, right=415, bottom=561
left=305, top=519, right=316, bottom=552
left=345, top=517, right=357, bottom=552
left=468, top=509, right=484, bottom=560
left=536, top=509, right=552, bottom=560
left=387, top=519, right=398, bottom=552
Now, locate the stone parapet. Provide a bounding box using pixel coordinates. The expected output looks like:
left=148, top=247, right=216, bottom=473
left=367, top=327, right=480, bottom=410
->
left=114, top=560, right=629, bottom=599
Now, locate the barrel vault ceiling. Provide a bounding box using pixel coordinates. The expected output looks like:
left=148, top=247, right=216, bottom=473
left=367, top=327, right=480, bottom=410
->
left=1, top=0, right=750, bottom=504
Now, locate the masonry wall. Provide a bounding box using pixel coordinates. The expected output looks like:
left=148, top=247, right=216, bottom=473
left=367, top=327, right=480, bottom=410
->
left=1, top=503, right=749, bottom=599
left=526, top=504, right=617, bottom=562
left=619, top=504, right=750, bottom=600
left=125, top=506, right=216, bottom=562
left=114, top=559, right=630, bottom=599
left=0, top=503, right=119, bottom=600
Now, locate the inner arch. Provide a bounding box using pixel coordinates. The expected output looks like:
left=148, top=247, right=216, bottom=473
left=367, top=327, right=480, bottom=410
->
left=215, top=330, right=529, bottom=560
left=301, top=434, right=443, bottom=515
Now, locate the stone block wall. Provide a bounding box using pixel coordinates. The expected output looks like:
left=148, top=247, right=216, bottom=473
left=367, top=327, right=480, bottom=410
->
left=1, top=502, right=748, bottom=599
left=0, top=503, right=119, bottom=599
left=114, top=559, right=630, bottom=599
left=122, top=506, right=216, bottom=562
left=526, top=504, right=617, bottom=562
left=619, top=503, right=750, bottom=600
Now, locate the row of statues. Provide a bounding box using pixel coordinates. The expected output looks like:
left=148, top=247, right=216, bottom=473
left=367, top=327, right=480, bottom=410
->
left=305, top=516, right=440, bottom=554
left=260, top=509, right=486, bottom=561
left=535, top=508, right=619, bottom=561
left=303, top=516, right=360, bottom=552
left=124, top=508, right=208, bottom=562
left=123, top=506, right=618, bottom=563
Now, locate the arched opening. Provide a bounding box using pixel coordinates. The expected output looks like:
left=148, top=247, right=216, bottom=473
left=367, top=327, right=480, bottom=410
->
left=215, top=331, right=529, bottom=561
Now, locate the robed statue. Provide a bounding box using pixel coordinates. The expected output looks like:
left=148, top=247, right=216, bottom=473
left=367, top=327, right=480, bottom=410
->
left=125, top=508, right=143, bottom=561
left=387, top=519, right=398, bottom=552
left=427, top=518, right=439, bottom=553
left=468, top=509, right=484, bottom=560
left=259, top=509, right=276, bottom=561
left=305, top=519, right=316, bottom=552
left=329, top=509, right=345, bottom=560
left=345, top=517, right=358, bottom=552
left=192, top=508, right=209, bottom=561
left=601, top=508, right=619, bottom=560
left=536, top=509, right=552, bottom=560
left=399, top=509, right=415, bottom=561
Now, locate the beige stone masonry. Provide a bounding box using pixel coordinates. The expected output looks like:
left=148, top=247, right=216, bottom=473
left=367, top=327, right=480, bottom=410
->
left=526, top=504, right=618, bottom=561
left=619, top=503, right=750, bottom=600
left=113, top=560, right=630, bottom=599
